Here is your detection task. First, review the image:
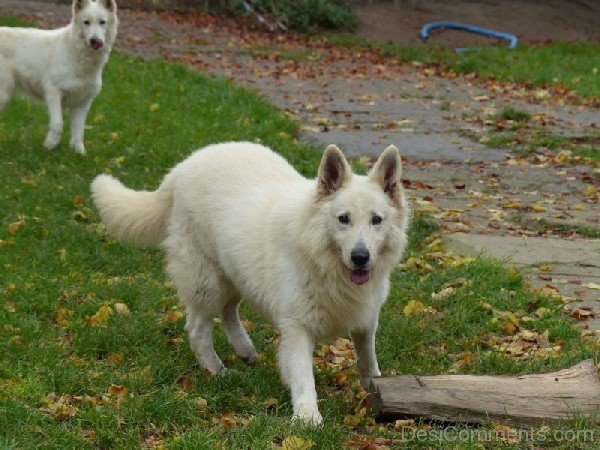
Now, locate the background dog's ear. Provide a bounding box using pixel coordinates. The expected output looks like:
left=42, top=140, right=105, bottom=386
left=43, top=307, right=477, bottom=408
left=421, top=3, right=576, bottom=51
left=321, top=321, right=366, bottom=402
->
left=102, top=0, right=116, bottom=10
left=317, top=145, right=351, bottom=197
left=369, top=145, right=403, bottom=202
left=73, top=0, right=84, bottom=11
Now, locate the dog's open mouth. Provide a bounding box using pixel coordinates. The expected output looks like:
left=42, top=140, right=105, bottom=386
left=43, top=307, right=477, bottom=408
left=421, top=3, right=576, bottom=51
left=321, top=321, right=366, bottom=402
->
left=350, top=269, right=370, bottom=285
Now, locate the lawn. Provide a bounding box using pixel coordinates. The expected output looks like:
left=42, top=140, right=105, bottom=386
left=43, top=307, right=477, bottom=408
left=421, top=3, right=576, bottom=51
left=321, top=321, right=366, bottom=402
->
left=327, top=35, right=600, bottom=100
left=1, top=16, right=599, bottom=449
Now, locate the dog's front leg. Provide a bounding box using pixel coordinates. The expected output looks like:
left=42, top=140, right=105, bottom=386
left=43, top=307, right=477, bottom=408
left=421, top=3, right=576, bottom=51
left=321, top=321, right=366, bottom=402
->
left=278, top=321, right=322, bottom=424
left=43, top=88, right=63, bottom=150
left=69, top=100, right=92, bottom=155
left=351, top=320, right=381, bottom=389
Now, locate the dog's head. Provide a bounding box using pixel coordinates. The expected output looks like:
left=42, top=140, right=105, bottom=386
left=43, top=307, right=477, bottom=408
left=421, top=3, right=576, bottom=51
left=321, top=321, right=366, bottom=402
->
left=317, top=144, right=409, bottom=286
left=72, top=0, right=118, bottom=51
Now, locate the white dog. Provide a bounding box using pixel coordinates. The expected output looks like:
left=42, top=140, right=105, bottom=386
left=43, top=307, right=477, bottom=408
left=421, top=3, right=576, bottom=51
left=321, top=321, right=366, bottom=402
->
left=91, top=142, right=410, bottom=423
left=0, top=0, right=118, bottom=154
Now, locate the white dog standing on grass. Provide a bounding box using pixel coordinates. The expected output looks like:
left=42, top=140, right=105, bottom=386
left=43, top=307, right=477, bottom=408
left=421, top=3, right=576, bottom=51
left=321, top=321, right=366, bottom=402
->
left=0, top=0, right=118, bottom=154
left=91, top=142, right=410, bottom=424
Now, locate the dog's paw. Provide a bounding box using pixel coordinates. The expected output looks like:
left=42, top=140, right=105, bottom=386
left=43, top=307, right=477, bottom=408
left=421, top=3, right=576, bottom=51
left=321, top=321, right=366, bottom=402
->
left=360, top=369, right=381, bottom=390
left=292, top=405, right=323, bottom=426
left=239, top=351, right=259, bottom=366
left=70, top=141, right=87, bottom=155
left=43, top=134, right=60, bottom=150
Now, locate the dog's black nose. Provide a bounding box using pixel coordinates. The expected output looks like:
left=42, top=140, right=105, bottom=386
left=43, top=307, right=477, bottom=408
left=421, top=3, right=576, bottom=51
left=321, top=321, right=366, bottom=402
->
left=351, top=248, right=370, bottom=268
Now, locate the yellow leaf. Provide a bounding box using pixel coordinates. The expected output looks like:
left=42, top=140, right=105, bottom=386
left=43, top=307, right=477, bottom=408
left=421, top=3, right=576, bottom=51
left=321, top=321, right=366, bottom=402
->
left=343, top=414, right=361, bottom=429
left=86, top=305, right=113, bottom=326
left=163, top=309, right=184, bottom=323
left=149, top=103, right=160, bottom=112
left=196, top=396, right=208, bottom=409
left=57, top=248, right=67, bottom=261
left=114, top=303, right=130, bottom=315
left=7, top=220, right=25, bottom=235
left=532, top=204, right=546, bottom=213
left=40, top=393, right=78, bottom=421
left=403, top=300, right=425, bottom=316
left=583, top=283, right=600, bottom=290
left=281, top=436, right=315, bottom=450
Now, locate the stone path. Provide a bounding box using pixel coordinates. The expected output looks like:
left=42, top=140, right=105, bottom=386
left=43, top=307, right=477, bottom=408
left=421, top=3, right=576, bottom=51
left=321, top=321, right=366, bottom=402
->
left=1, top=2, right=598, bottom=327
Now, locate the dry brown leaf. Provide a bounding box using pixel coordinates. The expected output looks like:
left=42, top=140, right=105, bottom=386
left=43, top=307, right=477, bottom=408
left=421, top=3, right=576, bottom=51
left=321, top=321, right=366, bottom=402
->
left=7, top=220, right=25, bottom=235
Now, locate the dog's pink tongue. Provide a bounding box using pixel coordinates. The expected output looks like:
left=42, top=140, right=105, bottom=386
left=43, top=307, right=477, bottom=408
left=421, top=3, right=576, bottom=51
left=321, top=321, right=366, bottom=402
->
left=350, top=270, right=370, bottom=285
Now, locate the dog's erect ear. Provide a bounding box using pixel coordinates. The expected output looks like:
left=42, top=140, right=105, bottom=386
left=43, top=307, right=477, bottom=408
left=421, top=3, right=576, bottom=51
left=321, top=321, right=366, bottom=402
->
left=317, top=145, right=351, bottom=197
left=370, top=145, right=403, bottom=202
left=102, top=0, right=117, bottom=10
left=73, top=0, right=85, bottom=11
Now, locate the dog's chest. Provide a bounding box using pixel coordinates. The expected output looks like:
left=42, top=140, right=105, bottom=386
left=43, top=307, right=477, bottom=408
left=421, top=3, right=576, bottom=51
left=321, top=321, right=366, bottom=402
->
left=299, top=282, right=380, bottom=338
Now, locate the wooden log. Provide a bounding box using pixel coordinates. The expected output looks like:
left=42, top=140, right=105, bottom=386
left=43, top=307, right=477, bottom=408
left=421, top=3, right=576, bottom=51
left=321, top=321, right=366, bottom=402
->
left=369, top=360, right=600, bottom=427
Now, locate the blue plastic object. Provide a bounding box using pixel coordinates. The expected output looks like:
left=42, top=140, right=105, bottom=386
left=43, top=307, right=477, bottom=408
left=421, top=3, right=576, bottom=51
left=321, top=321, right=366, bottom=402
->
left=420, top=21, right=518, bottom=53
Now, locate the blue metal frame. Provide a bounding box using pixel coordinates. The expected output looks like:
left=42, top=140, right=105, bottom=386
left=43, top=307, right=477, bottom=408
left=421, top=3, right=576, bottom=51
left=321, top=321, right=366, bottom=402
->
left=420, top=21, right=518, bottom=53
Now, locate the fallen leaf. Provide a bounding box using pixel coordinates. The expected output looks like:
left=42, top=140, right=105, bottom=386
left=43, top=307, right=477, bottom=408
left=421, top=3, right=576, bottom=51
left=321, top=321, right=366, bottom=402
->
left=403, top=300, right=425, bottom=316
left=280, top=436, right=314, bottom=450
left=114, top=303, right=130, bottom=315
left=7, top=220, right=25, bottom=235
left=86, top=305, right=113, bottom=326
left=40, top=393, right=78, bottom=420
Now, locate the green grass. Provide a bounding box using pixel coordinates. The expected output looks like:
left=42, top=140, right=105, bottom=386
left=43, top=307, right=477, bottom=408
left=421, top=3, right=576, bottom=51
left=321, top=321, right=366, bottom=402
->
left=326, top=34, right=599, bottom=100
left=499, top=106, right=531, bottom=123
left=1, top=16, right=599, bottom=449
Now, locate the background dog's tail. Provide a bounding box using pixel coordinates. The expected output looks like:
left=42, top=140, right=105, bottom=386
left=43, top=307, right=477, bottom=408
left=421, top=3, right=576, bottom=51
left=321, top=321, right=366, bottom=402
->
left=91, top=173, right=175, bottom=245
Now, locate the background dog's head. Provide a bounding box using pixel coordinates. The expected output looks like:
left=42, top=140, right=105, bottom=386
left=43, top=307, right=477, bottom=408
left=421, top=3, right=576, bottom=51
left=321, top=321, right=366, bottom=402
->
left=317, top=145, right=409, bottom=285
left=72, top=0, right=118, bottom=51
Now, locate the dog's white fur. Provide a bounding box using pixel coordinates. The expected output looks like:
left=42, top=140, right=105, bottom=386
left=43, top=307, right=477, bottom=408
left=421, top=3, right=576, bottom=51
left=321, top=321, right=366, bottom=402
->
left=91, top=142, right=410, bottom=423
left=0, top=0, right=118, bottom=154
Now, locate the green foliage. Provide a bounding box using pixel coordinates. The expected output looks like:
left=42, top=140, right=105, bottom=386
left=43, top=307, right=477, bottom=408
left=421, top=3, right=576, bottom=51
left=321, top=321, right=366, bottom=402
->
left=240, top=0, right=356, bottom=32
left=328, top=35, right=599, bottom=99
left=499, top=106, right=531, bottom=123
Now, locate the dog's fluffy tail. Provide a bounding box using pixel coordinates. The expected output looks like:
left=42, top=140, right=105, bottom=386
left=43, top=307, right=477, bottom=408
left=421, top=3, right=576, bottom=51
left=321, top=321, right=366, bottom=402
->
left=91, top=173, right=175, bottom=245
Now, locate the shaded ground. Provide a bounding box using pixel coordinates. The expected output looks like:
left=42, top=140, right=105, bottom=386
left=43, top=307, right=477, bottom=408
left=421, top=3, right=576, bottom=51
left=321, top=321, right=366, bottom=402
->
left=1, top=1, right=598, bottom=329
left=351, top=0, right=600, bottom=47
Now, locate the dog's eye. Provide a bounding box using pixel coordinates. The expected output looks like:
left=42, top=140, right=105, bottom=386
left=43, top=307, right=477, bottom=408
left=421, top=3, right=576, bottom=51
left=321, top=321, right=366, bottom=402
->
left=83, top=20, right=91, bottom=25
left=371, top=215, right=383, bottom=225
left=338, top=214, right=350, bottom=224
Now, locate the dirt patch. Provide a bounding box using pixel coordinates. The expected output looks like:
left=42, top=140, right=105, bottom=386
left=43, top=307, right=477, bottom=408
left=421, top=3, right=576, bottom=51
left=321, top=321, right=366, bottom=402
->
left=350, top=0, right=600, bottom=47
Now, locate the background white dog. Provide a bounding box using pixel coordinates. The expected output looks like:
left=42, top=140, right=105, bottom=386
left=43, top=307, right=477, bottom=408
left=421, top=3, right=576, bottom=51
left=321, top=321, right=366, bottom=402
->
left=0, top=0, right=118, bottom=154
left=92, top=142, right=410, bottom=424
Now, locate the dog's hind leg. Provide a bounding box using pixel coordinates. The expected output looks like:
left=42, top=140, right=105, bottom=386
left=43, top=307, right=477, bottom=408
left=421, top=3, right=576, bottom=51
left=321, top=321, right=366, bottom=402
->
left=166, top=232, right=228, bottom=373
left=221, top=297, right=259, bottom=365
left=184, top=301, right=224, bottom=374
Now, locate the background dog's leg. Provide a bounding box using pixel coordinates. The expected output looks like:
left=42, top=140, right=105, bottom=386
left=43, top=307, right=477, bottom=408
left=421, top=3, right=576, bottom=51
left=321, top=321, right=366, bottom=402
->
left=43, top=89, right=63, bottom=150
left=351, top=322, right=381, bottom=389
left=221, top=297, right=259, bottom=365
left=69, top=100, right=92, bottom=154
left=0, top=61, right=14, bottom=112
left=184, top=303, right=225, bottom=374
left=279, top=322, right=322, bottom=424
